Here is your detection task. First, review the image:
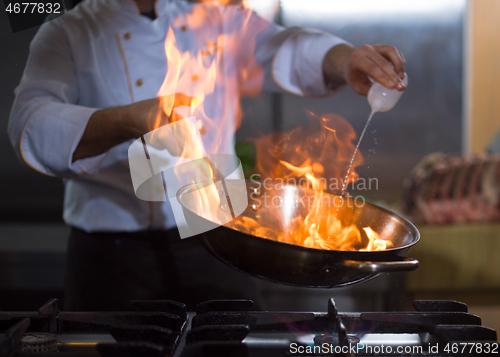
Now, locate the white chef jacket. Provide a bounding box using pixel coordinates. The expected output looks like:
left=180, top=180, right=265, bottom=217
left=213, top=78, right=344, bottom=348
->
left=8, top=0, right=347, bottom=232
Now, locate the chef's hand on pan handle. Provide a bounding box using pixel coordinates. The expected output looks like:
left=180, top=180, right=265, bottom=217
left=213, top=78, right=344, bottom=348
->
left=72, top=93, right=195, bottom=162
left=323, top=43, right=406, bottom=96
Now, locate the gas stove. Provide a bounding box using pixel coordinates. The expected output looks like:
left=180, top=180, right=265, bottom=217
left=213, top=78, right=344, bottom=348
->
left=0, top=298, right=497, bottom=356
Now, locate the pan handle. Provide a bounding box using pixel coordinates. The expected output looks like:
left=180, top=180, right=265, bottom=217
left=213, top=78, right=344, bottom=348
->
left=334, top=258, right=419, bottom=272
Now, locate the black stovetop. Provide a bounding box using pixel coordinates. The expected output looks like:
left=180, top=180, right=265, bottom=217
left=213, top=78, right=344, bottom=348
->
left=0, top=298, right=497, bottom=356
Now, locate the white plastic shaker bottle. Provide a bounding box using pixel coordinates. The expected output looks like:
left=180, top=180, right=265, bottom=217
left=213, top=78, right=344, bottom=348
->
left=367, top=73, right=408, bottom=112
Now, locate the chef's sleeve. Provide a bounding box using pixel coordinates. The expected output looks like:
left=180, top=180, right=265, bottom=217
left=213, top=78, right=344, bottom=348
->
left=234, top=8, right=351, bottom=97
left=7, top=20, right=106, bottom=178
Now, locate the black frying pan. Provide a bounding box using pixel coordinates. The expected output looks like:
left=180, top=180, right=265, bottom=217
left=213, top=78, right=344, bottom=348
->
left=177, top=179, right=419, bottom=288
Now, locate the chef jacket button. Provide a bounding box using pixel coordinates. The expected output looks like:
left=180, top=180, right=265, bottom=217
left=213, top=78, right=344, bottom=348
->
left=136, top=79, right=143, bottom=86
left=181, top=25, right=188, bottom=31
left=124, top=33, right=131, bottom=40
left=192, top=74, right=199, bottom=81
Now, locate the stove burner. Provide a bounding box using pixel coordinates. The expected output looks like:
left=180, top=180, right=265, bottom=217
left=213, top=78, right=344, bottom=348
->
left=19, top=333, right=57, bottom=353
left=313, top=334, right=360, bottom=348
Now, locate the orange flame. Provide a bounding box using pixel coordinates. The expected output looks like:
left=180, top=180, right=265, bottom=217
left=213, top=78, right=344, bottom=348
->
left=154, top=11, right=225, bottom=221
left=252, top=112, right=363, bottom=187
left=226, top=113, right=392, bottom=252
left=360, top=227, right=391, bottom=251
left=151, top=3, right=269, bottom=155
left=148, top=4, right=269, bottom=224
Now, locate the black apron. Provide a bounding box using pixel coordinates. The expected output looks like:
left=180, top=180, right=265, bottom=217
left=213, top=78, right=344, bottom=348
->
left=64, top=228, right=264, bottom=311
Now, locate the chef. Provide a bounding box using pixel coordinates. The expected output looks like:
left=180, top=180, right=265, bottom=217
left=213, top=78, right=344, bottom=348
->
left=8, top=0, right=405, bottom=311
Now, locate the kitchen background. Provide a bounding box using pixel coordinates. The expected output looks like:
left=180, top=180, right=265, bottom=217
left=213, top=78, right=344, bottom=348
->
left=0, top=0, right=499, bottom=331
